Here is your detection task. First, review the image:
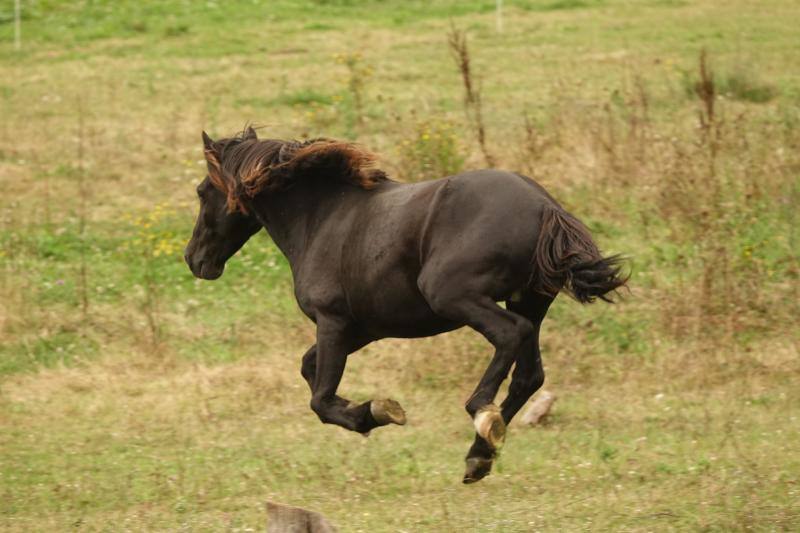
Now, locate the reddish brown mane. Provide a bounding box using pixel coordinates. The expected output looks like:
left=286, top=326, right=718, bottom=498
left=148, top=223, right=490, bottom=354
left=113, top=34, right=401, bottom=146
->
left=204, top=132, right=386, bottom=213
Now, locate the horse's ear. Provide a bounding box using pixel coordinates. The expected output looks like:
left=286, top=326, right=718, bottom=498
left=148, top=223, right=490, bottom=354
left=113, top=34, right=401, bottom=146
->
left=244, top=126, right=258, bottom=141
left=202, top=131, right=216, bottom=153
left=201, top=131, right=225, bottom=192
left=201, top=131, right=221, bottom=170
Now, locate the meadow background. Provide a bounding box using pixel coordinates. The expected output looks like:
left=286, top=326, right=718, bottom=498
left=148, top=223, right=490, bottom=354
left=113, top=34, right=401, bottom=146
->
left=1, top=0, right=798, bottom=531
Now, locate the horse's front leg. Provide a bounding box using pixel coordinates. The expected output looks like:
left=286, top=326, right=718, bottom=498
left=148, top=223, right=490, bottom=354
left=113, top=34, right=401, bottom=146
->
left=307, top=319, right=406, bottom=434
left=300, top=344, right=349, bottom=412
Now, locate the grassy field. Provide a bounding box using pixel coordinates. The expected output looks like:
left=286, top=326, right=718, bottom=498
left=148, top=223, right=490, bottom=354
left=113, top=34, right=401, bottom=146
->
left=1, top=0, right=799, bottom=531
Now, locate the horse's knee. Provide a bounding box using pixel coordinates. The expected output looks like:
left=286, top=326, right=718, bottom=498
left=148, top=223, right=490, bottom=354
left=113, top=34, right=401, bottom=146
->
left=309, top=397, right=322, bottom=414
left=300, top=358, right=314, bottom=383
left=309, top=396, right=331, bottom=423
left=300, top=347, right=316, bottom=383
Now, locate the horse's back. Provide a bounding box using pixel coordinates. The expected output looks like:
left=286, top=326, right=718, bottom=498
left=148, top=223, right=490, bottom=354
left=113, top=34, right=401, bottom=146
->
left=417, top=170, right=556, bottom=302
left=334, top=170, right=556, bottom=336
left=421, top=169, right=556, bottom=255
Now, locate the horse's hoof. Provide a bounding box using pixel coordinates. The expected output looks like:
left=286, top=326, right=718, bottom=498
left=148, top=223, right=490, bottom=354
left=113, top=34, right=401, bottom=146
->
left=463, top=457, right=493, bottom=484
left=473, top=404, right=506, bottom=450
left=370, top=398, right=407, bottom=426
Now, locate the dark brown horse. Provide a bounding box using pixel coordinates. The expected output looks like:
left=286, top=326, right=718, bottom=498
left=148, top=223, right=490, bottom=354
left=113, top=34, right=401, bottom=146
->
left=185, top=127, right=627, bottom=483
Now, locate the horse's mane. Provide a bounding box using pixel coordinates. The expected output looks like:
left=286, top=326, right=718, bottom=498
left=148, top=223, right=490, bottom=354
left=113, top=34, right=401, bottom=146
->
left=205, top=129, right=387, bottom=213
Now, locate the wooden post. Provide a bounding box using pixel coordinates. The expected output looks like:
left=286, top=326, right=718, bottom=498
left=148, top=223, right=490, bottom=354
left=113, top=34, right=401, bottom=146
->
left=519, top=390, right=556, bottom=426
left=496, top=0, right=503, bottom=34
left=266, top=501, right=337, bottom=532
left=14, top=0, right=21, bottom=51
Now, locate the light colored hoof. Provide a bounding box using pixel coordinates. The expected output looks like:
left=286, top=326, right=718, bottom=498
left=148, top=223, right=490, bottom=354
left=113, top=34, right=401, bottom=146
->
left=370, top=398, right=407, bottom=426
left=473, top=404, right=506, bottom=449
left=463, top=457, right=493, bottom=484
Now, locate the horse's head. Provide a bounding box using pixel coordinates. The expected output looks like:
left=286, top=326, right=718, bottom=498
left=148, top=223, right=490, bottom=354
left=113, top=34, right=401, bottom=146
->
left=184, top=130, right=262, bottom=280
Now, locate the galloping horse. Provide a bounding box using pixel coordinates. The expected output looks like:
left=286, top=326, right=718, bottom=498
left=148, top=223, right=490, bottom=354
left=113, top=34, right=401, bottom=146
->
left=185, top=127, right=626, bottom=483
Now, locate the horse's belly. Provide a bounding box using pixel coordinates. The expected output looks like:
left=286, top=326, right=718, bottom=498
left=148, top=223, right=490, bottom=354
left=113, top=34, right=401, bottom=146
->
left=370, top=311, right=459, bottom=338
left=361, top=308, right=460, bottom=339
left=348, top=276, right=460, bottom=339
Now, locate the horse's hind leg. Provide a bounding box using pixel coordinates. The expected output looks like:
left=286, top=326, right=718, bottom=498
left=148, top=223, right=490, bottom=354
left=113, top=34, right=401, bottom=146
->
left=501, top=293, right=553, bottom=420
left=420, top=287, right=535, bottom=483
left=462, top=293, right=553, bottom=478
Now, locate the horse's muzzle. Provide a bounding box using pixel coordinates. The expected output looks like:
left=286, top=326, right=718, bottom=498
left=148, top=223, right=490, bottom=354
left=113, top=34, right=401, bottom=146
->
left=185, top=252, right=224, bottom=280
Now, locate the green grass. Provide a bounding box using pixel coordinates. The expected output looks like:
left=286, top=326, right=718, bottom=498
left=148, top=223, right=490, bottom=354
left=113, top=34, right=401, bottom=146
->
left=681, top=65, right=780, bottom=103
left=1, top=0, right=799, bottom=530
left=236, top=89, right=334, bottom=109
left=1, top=339, right=797, bottom=531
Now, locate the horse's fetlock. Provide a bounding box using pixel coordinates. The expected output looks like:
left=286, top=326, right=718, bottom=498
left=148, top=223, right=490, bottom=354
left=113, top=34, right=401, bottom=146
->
left=465, top=397, right=488, bottom=417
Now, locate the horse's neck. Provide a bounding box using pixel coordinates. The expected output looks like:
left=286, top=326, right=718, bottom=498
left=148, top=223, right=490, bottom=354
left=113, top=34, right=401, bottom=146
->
left=254, top=182, right=343, bottom=267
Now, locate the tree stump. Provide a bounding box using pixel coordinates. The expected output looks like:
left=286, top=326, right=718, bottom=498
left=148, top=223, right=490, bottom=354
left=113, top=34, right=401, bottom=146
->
left=519, top=390, right=556, bottom=426
left=266, top=501, right=337, bottom=533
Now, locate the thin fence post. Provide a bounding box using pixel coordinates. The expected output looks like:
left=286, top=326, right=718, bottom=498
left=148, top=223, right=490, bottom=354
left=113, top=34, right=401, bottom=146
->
left=14, top=0, right=22, bottom=50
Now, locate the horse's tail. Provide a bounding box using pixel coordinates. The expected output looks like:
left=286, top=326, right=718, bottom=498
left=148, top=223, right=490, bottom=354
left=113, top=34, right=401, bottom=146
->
left=531, top=207, right=628, bottom=303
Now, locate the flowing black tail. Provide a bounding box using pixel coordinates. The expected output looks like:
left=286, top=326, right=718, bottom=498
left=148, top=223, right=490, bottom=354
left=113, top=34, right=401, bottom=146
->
left=532, top=207, right=628, bottom=303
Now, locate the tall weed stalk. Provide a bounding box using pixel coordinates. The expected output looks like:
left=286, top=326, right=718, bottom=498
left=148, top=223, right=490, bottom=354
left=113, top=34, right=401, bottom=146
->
left=447, top=26, right=495, bottom=167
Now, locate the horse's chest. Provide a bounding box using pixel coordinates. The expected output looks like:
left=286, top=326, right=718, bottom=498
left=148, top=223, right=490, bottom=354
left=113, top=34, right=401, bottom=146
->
left=293, top=274, right=348, bottom=321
